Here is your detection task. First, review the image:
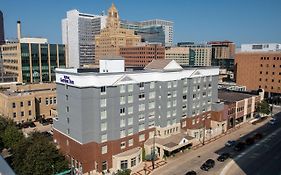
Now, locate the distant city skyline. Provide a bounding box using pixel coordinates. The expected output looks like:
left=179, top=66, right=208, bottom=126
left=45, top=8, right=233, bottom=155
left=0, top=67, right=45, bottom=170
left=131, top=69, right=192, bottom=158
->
left=1, top=0, right=281, bottom=46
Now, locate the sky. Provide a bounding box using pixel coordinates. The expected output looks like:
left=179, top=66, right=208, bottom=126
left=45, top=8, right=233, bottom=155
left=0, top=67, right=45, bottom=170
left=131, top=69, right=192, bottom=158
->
left=1, top=0, right=281, bottom=47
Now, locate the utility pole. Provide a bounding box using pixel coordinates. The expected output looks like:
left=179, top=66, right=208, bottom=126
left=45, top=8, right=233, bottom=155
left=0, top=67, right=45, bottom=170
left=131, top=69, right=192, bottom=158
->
left=202, top=116, right=206, bottom=145
left=152, top=130, right=156, bottom=169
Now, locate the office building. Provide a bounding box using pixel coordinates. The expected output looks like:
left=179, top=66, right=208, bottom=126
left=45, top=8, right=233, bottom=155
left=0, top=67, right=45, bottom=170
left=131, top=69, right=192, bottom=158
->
left=235, top=51, right=281, bottom=96
left=95, top=4, right=141, bottom=65
left=0, top=20, right=67, bottom=83
left=241, top=43, right=281, bottom=52
left=0, top=10, right=4, bottom=45
left=120, top=43, right=165, bottom=67
left=165, top=47, right=189, bottom=66
left=179, top=44, right=212, bottom=66
left=208, top=41, right=235, bottom=71
left=121, top=19, right=173, bottom=47
left=53, top=59, right=221, bottom=174
left=62, top=9, right=107, bottom=67
left=0, top=83, right=56, bottom=124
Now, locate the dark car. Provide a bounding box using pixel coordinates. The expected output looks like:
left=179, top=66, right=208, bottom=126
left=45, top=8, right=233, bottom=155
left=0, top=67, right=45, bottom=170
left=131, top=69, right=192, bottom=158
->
left=46, top=118, right=53, bottom=124
left=185, top=170, right=196, bottom=175
left=253, top=133, right=263, bottom=140
left=234, top=142, right=245, bottom=151
left=29, top=122, right=36, bottom=128
left=245, top=137, right=255, bottom=145
left=39, top=118, right=48, bottom=126
left=200, top=159, right=215, bottom=171
left=225, top=140, right=236, bottom=147
left=217, top=153, right=230, bottom=162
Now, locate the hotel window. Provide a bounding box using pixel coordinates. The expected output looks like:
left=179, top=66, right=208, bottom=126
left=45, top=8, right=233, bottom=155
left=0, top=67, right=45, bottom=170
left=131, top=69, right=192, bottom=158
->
left=101, top=110, right=107, bottom=120
left=20, top=102, right=23, bottom=107
left=139, top=104, right=145, bottom=111
left=128, top=84, right=133, bottom=92
left=131, top=157, right=137, bottom=167
left=120, top=96, right=126, bottom=105
left=120, top=141, right=126, bottom=149
left=67, top=128, right=70, bottom=135
left=182, top=105, right=187, bottom=110
left=167, top=101, right=171, bottom=108
left=120, top=85, right=126, bottom=93
left=138, top=114, right=145, bottom=121
left=173, top=91, right=177, bottom=97
left=167, top=81, right=172, bottom=88
left=12, top=103, right=16, bottom=108
left=100, top=99, right=106, bottom=107
left=120, top=118, right=126, bottom=127
left=128, top=95, right=133, bottom=103
left=13, top=112, right=16, bottom=118
left=139, top=93, right=145, bottom=100
left=45, top=98, right=49, bottom=105
left=149, top=101, right=155, bottom=109
left=149, top=92, right=155, bottom=99
left=139, top=123, right=145, bottom=131
left=128, top=138, right=134, bottom=146
left=183, top=87, right=187, bottom=93
left=66, top=106, right=69, bottom=112
left=28, top=101, right=31, bottom=106
left=139, top=134, right=145, bottom=142
left=66, top=95, right=68, bottom=101
left=173, top=100, right=177, bottom=107
left=173, top=109, right=177, bottom=116
left=150, top=82, right=155, bottom=89
left=120, top=160, right=128, bottom=170
left=120, top=129, right=126, bottom=138
left=128, top=128, right=133, bottom=136
left=128, top=106, right=133, bottom=115
left=128, top=117, right=133, bottom=125
left=120, top=107, right=125, bottom=115
left=101, top=134, right=107, bottom=142
left=67, top=117, right=70, bottom=124
left=28, top=110, right=31, bottom=116
left=54, top=97, right=56, bottom=104
left=173, top=81, right=177, bottom=87
left=101, top=86, right=106, bottom=94
left=183, top=79, right=187, bottom=85
left=101, top=122, right=107, bottom=131
left=148, top=121, right=155, bottom=128
left=101, top=145, right=107, bottom=154
left=139, top=82, right=144, bottom=89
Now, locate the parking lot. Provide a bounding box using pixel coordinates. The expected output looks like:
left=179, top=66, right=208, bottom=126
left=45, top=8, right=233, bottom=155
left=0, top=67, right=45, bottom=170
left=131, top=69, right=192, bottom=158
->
left=21, top=119, right=53, bottom=137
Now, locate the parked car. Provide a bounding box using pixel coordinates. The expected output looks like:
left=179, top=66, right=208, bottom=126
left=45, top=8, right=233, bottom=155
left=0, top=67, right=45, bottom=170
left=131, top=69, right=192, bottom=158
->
left=200, top=159, right=215, bottom=171
left=234, top=142, right=245, bottom=151
left=269, top=119, right=276, bottom=125
left=46, top=118, right=53, bottom=124
left=225, top=140, right=236, bottom=147
left=253, top=133, right=263, bottom=140
left=185, top=170, right=196, bottom=175
left=217, top=153, right=230, bottom=162
left=245, top=137, right=255, bottom=145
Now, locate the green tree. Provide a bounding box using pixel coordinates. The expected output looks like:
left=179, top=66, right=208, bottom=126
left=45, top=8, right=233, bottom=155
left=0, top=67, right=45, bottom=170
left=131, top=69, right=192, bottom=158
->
left=116, top=169, right=132, bottom=175
left=2, top=125, right=24, bottom=149
left=15, top=132, right=68, bottom=175
left=256, top=100, right=270, bottom=115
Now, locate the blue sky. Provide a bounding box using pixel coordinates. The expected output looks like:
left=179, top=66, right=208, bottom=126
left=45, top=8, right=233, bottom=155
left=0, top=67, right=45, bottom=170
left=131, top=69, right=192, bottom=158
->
left=1, top=0, right=281, bottom=46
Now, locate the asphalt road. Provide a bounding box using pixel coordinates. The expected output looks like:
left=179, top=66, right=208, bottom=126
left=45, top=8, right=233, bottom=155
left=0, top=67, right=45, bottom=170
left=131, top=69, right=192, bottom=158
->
left=221, top=111, right=281, bottom=175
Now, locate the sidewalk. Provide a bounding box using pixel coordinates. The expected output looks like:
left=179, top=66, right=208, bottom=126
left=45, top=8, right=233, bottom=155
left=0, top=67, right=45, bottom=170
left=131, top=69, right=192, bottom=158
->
left=139, top=117, right=271, bottom=175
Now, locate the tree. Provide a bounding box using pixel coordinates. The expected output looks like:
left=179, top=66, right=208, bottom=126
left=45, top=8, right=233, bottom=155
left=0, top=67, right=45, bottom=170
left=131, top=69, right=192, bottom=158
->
left=2, top=125, right=24, bottom=149
left=116, top=169, right=131, bottom=175
left=14, top=132, right=68, bottom=175
left=256, top=100, right=270, bottom=115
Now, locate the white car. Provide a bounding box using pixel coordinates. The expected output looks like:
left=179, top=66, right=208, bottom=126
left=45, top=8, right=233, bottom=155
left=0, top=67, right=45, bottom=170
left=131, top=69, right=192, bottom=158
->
left=269, top=119, right=276, bottom=125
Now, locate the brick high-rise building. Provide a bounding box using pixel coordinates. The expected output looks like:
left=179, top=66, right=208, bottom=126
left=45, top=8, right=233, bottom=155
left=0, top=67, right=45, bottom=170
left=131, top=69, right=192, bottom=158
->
left=235, top=51, right=281, bottom=96
left=120, top=43, right=165, bottom=67
left=95, top=4, right=141, bottom=65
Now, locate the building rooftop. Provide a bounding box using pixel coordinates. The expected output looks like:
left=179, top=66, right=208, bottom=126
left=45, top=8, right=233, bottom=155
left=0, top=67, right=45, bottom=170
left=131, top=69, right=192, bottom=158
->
left=218, top=90, right=257, bottom=103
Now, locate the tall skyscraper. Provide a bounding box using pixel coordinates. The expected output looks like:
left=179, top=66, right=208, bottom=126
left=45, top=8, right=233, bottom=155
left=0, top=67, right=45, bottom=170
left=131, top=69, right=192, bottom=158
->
left=121, top=19, right=173, bottom=47
left=0, top=10, right=5, bottom=45
left=95, top=4, right=141, bottom=65
left=62, top=9, right=107, bottom=68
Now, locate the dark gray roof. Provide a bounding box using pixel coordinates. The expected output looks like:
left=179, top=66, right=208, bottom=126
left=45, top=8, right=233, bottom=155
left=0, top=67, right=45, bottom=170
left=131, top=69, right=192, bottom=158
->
left=218, top=90, right=256, bottom=103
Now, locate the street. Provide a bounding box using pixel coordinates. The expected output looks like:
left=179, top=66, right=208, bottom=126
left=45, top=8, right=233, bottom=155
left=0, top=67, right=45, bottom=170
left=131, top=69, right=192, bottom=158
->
left=150, top=112, right=281, bottom=175
left=220, top=111, right=281, bottom=175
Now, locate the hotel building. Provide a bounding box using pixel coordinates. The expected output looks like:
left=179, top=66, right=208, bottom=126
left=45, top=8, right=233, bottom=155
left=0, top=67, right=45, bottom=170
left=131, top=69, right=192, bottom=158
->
left=53, top=59, right=222, bottom=174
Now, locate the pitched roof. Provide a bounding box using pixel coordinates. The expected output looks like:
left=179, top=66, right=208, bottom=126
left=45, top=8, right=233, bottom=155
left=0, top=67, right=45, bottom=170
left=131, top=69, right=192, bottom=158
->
left=144, top=59, right=183, bottom=71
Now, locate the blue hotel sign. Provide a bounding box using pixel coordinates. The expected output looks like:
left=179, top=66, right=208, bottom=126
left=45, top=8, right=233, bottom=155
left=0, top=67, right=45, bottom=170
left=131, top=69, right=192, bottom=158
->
left=60, top=75, right=74, bottom=84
